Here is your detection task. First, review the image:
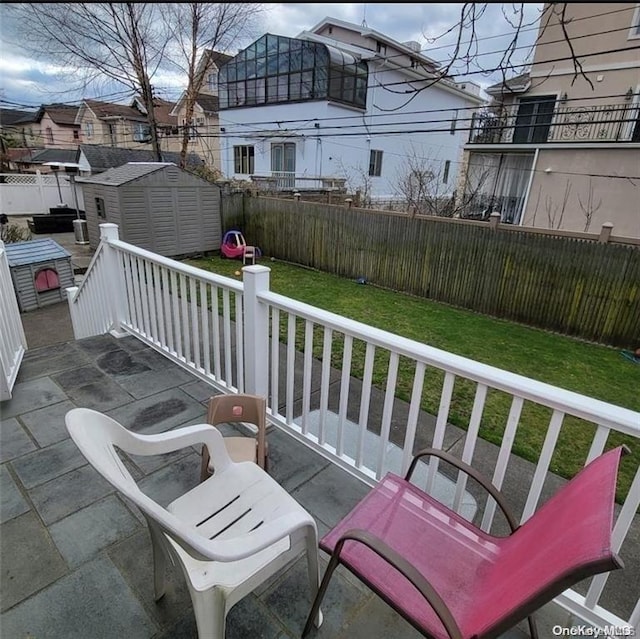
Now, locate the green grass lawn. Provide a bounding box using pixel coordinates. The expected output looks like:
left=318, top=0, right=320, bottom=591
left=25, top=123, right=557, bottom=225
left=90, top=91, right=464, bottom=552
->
left=187, top=254, right=640, bottom=501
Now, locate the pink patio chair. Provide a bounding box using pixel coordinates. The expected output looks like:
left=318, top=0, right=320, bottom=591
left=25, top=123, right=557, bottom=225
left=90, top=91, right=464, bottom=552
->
left=303, top=446, right=627, bottom=639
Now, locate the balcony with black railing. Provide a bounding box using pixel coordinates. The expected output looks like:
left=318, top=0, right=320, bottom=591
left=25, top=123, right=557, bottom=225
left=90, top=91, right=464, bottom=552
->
left=468, top=101, right=640, bottom=145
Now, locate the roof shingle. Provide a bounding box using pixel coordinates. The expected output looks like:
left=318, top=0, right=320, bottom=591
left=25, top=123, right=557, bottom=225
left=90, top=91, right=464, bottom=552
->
left=77, top=144, right=204, bottom=172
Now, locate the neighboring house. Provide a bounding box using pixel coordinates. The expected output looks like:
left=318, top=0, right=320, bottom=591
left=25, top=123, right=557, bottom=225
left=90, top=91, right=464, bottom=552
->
left=13, top=148, right=79, bottom=173
left=217, top=17, right=484, bottom=202
left=32, top=104, right=81, bottom=149
left=459, top=2, right=640, bottom=237
left=0, top=108, right=39, bottom=148
left=170, top=50, right=232, bottom=169
left=76, top=144, right=204, bottom=175
left=75, top=98, right=181, bottom=154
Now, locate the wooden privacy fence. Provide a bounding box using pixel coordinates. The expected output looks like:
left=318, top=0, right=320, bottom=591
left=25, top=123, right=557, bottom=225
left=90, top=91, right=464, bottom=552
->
left=241, top=197, right=640, bottom=347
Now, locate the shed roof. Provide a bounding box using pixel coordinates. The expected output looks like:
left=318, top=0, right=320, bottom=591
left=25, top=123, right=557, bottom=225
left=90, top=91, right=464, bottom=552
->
left=75, top=162, right=174, bottom=186
left=5, top=238, right=71, bottom=267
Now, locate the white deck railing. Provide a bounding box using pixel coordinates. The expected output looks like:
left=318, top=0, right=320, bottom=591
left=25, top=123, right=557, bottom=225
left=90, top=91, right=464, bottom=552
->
left=0, top=241, right=27, bottom=400
left=67, top=223, right=640, bottom=632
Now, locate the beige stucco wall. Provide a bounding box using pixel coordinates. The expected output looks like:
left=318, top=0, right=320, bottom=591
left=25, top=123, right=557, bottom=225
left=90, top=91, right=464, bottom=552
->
left=531, top=3, right=640, bottom=98
left=522, top=147, right=640, bottom=237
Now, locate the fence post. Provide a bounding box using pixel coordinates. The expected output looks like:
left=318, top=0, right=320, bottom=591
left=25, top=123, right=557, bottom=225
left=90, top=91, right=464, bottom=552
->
left=489, top=212, right=501, bottom=229
left=598, top=222, right=613, bottom=243
left=100, top=223, right=129, bottom=338
left=36, top=169, right=46, bottom=213
left=242, top=265, right=270, bottom=399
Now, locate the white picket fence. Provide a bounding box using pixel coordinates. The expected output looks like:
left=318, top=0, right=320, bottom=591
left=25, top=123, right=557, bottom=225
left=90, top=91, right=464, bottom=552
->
left=67, top=223, right=640, bottom=632
left=0, top=241, right=27, bottom=400
left=0, top=171, right=85, bottom=215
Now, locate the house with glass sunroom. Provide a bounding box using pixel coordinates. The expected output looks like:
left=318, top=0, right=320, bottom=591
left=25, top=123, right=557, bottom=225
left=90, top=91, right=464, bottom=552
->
left=218, top=17, right=484, bottom=205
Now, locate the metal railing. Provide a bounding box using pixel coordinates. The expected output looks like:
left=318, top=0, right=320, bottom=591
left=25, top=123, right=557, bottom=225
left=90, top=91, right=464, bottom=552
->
left=250, top=173, right=347, bottom=191
left=0, top=241, right=27, bottom=400
left=67, top=223, right=640, bottom=632
left=469, top=101, right=640, bottom=145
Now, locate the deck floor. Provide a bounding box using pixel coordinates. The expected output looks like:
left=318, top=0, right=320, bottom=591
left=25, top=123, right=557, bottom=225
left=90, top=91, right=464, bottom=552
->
left=1, top=303, right=635, bottom=638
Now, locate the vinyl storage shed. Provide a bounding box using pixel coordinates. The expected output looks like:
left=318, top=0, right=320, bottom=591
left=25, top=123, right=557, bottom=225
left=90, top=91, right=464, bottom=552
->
left=5, top=238, right=74, bottom=312
left=75, top=162, right=221, bottom=257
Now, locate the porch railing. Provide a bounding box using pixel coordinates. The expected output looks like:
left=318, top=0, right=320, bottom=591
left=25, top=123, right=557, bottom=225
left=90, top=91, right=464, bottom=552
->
left=67, top=223, right=639, bottom=632
left=250, top=173, right=347, bottom=191
left=0, top=240, right=27, bottom=400
left=468, top=101, right=640, bottom=145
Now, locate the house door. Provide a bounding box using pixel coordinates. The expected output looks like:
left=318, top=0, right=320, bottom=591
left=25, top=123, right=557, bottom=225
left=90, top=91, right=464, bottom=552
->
left=271, top=142, right=296, bottom=189
left=513, top=96, right=556, bottom=144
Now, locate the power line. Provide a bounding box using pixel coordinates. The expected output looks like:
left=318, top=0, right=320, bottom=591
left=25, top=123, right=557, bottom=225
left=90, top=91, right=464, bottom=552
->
left=215, top=92, right=635, bottom=131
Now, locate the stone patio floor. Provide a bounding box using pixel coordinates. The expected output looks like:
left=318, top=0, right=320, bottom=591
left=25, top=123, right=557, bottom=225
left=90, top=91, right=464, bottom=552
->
left=1, top=303, right=636, bottom=638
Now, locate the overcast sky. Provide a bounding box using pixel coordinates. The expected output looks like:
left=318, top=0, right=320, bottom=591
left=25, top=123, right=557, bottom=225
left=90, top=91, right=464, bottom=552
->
left=0, top=2, right=543, bottom=110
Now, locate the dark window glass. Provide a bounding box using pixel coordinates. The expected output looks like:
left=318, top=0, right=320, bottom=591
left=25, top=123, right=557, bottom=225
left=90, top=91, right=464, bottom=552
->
left=267, top=54, right=278, bottom=75
left=369, top=150, right=383, bottom=177
left=513, top=96, right=556, bottom=143
left=443, top=160, right=451, bottom=184
left=290, top=72, right=302, bottom=100
left=219, top=35, right=366, bottom=109
left=95, top=197, right=106, bottom=219
left=234, top=146, right=254, bottom=174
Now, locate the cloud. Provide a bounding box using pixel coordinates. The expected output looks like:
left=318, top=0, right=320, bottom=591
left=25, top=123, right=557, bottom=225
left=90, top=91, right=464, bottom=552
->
left=1, top=2, right=542, bottom=108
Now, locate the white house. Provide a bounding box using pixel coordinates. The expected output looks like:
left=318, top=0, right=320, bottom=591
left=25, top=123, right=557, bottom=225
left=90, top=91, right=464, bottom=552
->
left=218, top=17, right=484, bottom=204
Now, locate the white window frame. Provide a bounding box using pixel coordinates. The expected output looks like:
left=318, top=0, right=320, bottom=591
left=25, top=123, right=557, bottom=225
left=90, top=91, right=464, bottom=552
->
left=628, top=4, right=640, bottom=39
left=85, top=122, right=94, bottom=138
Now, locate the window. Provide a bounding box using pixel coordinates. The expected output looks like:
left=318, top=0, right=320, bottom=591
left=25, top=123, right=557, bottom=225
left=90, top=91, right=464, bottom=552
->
left=73, top=129, right=79, bottom=140
left=376, top=41, right=387, bottom=55
left=219, top=34, right=368, bottom=110
left=95, top=197, right=106, bottom=219
left=108, top=123, right=117, bottom=147
left=207, top=71, right=218, bottom=92
left=513, top=95, right=556, bottom=144
left=369, top=149, right=383, bottom=177
left=133, top=122, right=151, bottom=142
left=34, top=268, right=60, bottom=292
left=45, top=127, right=54, bottom=144
left=450, top=113, right=457, bottom=135
left=443, top=160, right=451, bottom=184
left=234, top=145, right=255, bottom=174
left=629, top=4, right=640, bottom=39
left=271, top=143, right=296, bottom=187
left=85, top=122, right=94, bottom=138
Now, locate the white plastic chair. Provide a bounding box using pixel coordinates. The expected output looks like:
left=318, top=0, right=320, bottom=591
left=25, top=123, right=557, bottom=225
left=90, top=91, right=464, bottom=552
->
left=65, top=407, right=323, bottom=639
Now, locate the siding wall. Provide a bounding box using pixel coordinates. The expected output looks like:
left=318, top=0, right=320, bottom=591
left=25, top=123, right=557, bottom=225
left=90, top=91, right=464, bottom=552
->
left=83, top=184, right=122, bottom=249
left=81, top=167, right=221, bottom=256
left=10, top=259, right=74, bottom=312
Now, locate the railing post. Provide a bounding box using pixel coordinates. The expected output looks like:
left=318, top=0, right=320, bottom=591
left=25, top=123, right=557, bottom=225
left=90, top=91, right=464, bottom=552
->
left=598, top=222, right=613, bottom=244
left=242, top=265, right=270, bottom=398
left=489, top=212, right=501, bottom=229
left=100, top=223, right=128, bottom=338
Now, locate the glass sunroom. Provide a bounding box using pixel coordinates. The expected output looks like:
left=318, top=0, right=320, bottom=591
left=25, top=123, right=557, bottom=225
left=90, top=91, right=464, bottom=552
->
left=219, top=34, right=368, bottom=110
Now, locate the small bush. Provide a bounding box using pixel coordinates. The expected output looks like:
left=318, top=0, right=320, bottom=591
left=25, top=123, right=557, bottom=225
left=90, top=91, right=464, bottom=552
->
left=1, top=223, right=32, bottom=243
